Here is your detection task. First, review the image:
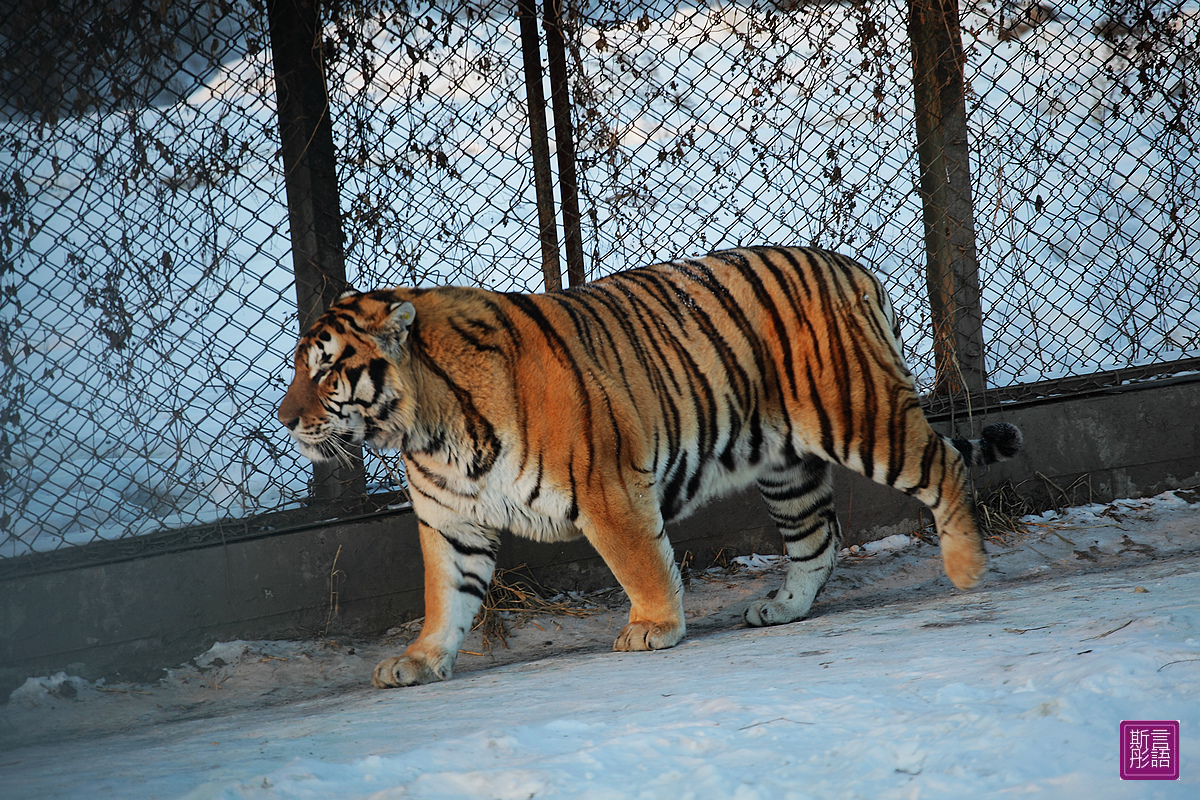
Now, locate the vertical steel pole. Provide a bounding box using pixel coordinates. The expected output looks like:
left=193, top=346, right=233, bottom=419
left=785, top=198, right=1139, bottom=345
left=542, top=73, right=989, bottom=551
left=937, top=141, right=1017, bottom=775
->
left=267, top=0, right=366, bottom=505
left=518, top=0, right=563, bottom=291
left=908, top=0, right=988, bottom=396
left=544, top=0, right=585, bottom=287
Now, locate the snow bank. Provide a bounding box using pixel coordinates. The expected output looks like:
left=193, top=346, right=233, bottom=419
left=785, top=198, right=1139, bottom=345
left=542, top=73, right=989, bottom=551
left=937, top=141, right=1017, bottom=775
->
left=7, top=672, right=102, bottom=705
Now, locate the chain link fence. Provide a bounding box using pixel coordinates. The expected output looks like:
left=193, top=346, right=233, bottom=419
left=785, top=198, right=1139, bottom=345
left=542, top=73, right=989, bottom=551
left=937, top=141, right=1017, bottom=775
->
left=1, top=0, right=314, bottom=561
left=3, top=0, right=1198, bottom=562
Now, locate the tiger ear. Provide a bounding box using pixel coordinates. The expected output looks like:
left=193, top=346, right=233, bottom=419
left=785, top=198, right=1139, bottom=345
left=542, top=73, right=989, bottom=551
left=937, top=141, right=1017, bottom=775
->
left=388, top=301, right=415, bottom=328
left=377, top=300, right=416, bottom=356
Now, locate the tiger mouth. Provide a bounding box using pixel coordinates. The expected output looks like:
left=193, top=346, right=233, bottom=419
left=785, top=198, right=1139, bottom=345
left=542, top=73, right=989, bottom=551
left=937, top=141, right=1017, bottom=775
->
left=291, top=430, right=365, bottom=464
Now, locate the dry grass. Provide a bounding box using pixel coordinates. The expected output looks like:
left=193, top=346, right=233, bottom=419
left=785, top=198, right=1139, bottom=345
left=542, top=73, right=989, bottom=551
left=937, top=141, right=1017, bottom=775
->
left=896, top=480, right=1038, bottom=548
left=319, top=545, right=345, bottom=639
left=975, top=480, right=1036, bottom=545
left=1036, top=471, right=1095, bottom=512
left=679, top=547, right=741, bottom=587
left=470, top=565, right=599, bottom=653
left=900, top=493, right=1032, bottom=549
left=974, top=474, right=1099, bottom=546
left=379, top=566, right=617, bottom=653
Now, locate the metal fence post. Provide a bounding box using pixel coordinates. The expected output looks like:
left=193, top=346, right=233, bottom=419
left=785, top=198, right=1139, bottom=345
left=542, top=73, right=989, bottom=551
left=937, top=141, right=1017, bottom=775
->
left=908, top=0, right=988, bottom=396
left=518, top=0, right=563, bottom=291
left=544, top=0, right=586, bottom=288
left=267, top=0, right=366, bottom=506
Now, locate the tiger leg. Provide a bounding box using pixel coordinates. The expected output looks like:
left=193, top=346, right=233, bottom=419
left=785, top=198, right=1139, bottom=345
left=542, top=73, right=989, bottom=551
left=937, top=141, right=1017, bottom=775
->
left=578, top=498, right=685, bottom=652
left=863, top=422, right=987, bottom=591
left=905, top=440, right=986, bottom=590
left=372, top=520, right=498, bottom=688
left=744, top=457, right=842, bottom=627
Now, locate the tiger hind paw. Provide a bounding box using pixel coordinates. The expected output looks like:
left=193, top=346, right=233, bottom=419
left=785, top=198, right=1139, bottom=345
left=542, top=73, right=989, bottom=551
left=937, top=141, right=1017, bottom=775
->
left=743, top=591, right=814, bottom=627
left=942, top=538, right=987, bottom=590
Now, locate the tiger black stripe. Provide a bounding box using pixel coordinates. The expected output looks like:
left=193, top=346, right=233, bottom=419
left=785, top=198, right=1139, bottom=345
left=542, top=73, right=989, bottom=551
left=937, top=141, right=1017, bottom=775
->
left=675, top=257, right=790, bottom=448
left=449, top=318, right=503, bottom=354
left=769, top=246, right=814, bottom=299
left=803, top=362, right=837, bottom=459
left=841, top=330, right=879, bottom=477
left=577, top=282, right=681, bottom=450
left=717, top=405, right=744, bottom=470
left=588, top=298, right=668, bottom=470
left=551, top=292, right=610, bottom=370
left=565, top=459, right=579, bottom=522
left=672, top=259, right=772, bottom=377
left=661, top=450, right=690, bottom=522
left=612, top=291, right=686, bottom=477
left=626, top=290, right=720, bottom=472
left=526, top=452, right=544, bottom=505
left=437, top=532, right=497, bottom=560
left=545, top=295, right=632, bottom=467
left=405, top=479, right=457, bottom=512
left=457, top=569, right=490, bottom=600
left=804, top=256, right=857, bottom=458
left=716, top=252, right=801, bottom=401
left=366, top=358, right=389, bottom=401
left=652, top=283, right=754, bottom=408
left=505, top=292, right=598, bottom=468
left=616, top=280, right=690, bottom=395
left=410, top=340, right=500, bottom=480
left=407, top=457, right=479, bottom=498
left=785, top=523, right=837, bottom=560
left=335, top=343, right=358, bottom=365
left=758, top=470, right=826, bottom=503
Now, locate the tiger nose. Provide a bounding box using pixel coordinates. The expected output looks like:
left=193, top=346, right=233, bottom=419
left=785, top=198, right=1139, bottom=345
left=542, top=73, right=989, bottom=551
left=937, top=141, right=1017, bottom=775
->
left=279, top=380, right=308, bottom=430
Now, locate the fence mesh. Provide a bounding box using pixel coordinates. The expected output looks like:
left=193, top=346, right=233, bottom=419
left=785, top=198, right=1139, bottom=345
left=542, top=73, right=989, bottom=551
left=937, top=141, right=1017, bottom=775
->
left=2, top=0, right=1198, bottom=561
left=967, top=0, right=1200, bottom=383
left=1, top=0, right=309, bottom=558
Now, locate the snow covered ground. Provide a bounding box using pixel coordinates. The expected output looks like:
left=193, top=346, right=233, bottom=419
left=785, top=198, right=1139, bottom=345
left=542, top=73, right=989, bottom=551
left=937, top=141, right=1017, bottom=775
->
left=3, top=490, right=1199, bottom=798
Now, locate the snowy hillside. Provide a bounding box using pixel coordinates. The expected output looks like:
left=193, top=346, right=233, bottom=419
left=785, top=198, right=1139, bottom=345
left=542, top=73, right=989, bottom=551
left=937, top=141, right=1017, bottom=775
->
left=4, top=0, right=1198, bottom=557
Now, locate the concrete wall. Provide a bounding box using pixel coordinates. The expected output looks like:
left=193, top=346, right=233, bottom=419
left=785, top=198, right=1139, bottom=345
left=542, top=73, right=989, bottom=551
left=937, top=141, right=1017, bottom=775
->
left=3, top=375, right=1198, bottom=695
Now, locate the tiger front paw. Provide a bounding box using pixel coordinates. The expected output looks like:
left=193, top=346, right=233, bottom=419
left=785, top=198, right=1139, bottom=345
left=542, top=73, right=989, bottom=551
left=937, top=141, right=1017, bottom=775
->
left=372, top=654, right=453, bottom=688
left=613, top=620, right=685, bottom=652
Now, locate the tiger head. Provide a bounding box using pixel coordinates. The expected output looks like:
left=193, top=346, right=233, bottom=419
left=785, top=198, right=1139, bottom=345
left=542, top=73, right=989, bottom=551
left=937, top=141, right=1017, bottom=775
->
left=278, top=290, right=417, bottom=463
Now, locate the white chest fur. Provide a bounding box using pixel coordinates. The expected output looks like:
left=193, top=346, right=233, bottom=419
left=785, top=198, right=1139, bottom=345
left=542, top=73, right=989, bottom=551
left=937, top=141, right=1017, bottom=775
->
left=403, top=449, right=583, bottom=542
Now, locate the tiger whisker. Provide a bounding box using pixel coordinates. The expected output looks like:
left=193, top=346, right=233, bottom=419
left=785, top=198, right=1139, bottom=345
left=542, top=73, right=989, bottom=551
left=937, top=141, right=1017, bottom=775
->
left=327, top=435, right=360, bottom=469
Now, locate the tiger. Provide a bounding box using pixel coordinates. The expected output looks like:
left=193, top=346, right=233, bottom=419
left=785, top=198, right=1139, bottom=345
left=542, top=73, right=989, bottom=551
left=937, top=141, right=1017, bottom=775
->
left=278, top=246, right=1023, bottom=688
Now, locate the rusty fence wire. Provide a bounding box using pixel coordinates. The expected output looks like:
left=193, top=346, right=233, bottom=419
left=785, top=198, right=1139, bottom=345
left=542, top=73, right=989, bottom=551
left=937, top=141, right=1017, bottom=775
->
left=2, top=0, right=1198, bottom=562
